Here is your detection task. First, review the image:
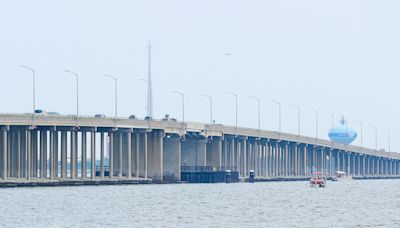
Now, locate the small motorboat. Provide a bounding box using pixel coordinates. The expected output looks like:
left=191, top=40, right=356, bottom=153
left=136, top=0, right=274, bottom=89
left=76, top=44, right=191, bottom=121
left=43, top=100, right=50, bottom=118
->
left=334, top=171, right=352, bottom=181
left=310, top=172, right=327, bottom=188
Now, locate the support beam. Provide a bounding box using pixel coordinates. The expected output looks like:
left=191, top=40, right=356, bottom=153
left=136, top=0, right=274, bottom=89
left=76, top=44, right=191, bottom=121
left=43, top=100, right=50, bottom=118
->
left=61, top=131, right=67, bottom=178
left=91, top=131, right=96, bottom=179
left=163, top=136, right=181, bottom=181
left=2, top=130, right=7, bottom=179
left=100, top=132, right=105, bottom=178
left=81, top=132, right=87, bottom=178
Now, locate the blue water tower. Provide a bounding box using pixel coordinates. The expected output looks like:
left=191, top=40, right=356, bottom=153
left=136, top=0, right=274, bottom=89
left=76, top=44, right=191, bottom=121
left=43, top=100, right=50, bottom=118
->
left=328, top=117, right=357, bottom=145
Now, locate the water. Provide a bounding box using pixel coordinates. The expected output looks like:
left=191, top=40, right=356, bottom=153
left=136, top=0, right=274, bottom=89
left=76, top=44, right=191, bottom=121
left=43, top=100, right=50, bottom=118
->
left=1, top=180, right=400, bottom=228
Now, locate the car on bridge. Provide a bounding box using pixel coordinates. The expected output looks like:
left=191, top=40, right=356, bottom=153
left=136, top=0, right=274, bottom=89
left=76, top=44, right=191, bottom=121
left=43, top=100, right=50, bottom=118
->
left=94, top=114, right=106, bottom=118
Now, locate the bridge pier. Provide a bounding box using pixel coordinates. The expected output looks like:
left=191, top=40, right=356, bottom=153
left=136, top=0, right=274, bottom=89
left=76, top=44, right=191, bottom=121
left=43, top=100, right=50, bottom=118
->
left=81, top=132, right=87, bottom=178
left=1, top=129, right=8, bottom=179
left=90, top=131, right=96, bottom=179
left=206, top=137, right=222, bottom=168
left=100, top=132, right=105, bottom=178
left=163, top=135, right=181, bottom=181
left=60, top=131, right=67, bottom=178
left=146, top=130, right=164, bottom=182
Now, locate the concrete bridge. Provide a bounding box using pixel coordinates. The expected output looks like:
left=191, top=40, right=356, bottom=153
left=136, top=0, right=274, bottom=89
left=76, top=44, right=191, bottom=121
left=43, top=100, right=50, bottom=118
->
left=1, top=113, right=399, bottom=183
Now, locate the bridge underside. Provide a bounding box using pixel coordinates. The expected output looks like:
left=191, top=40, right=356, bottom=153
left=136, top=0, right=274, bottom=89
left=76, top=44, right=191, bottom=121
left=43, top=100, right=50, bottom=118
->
left=0, top=125, right=399, bottom=182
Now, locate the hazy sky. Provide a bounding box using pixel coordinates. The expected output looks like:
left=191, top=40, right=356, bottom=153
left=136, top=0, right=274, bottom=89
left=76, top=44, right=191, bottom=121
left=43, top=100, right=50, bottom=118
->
left=1, top=0, right=399, bottom=151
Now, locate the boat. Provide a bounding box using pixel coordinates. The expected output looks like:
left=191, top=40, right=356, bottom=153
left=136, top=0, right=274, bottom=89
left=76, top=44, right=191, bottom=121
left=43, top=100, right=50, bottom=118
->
left=334, top=171, right=352, bottom=181
left=310, top=172, right=327, bottom=188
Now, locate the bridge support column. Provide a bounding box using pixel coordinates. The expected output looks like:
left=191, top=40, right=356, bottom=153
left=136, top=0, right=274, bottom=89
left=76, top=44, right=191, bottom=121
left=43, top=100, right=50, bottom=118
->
left=230, top=138, right=235, bottom=171
left=371, top=158, right=375, bottom=176
left=182, top=138, right=206, bottom=168
left=147, top=130, right=164, bottom=182
left=242, top=139, right=247, bottom=177
left=377, top=158, right=381, bottom=176
left=54, top=131, right=59, bottom=178
left=71, top=130, right=78, bottom=179
left=26, top=130, right=32, bottom=179
left=32, top=130, right=38, bottom=178
left=284, top=143, right=289, bottom=177
left=127, top=132, right=132, bottom=179
left=100, top=133, right=105, bottom=178
left=91, top=131, right=96, bottom=179
left=303, top=146, right=307, bottom=176
left=206, top=137, right=222, bottom=168
left=235, top=139, right=240, bottom=174
left=49, top=131, right=54, bottom=179
left=109, top=132, right=114, bottom=179
left=60, top=131, right=67, bottom=178
left=254, top=140, right=260, bottom=176
left=40, top=130, right=47, bottom=178
left=118, top=132, right=122, bottom=177
left=275, top=143, right=279, bottom=176
left=134, top=133, right=140, bottom=178
left=81, top=132, right=87, bottom=178
left=163, top=136, right=181, bottom=181
left=2, top=130, right=8, bottom=179
left=362, top=155, right=365, bottom=176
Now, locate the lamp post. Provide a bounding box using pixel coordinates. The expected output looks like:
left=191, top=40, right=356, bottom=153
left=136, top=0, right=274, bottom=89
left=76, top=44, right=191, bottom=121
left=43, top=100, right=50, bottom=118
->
left=370, top=124, right=378, bottom=151
left=19, top=65, right=36, bottom=124
left=105, top=74, right=118, bottom=126
left=227, top=91, right=238, bottom=133
left=172, top=91, right=185, bottom=123
left=271, top=100, right=281, bottom=133
left=64, top=70, right=79, bottom=127
left=383, top=128, right=391, bottom=152
left=201, top=94, right=213, bottom=124
left=353, top=120, right=363, bottom=150
left=250, top=96, right=261, bottom=137
left=309, top=109, right=319, bottom=144
left=291, top=104, right=301, bottom=137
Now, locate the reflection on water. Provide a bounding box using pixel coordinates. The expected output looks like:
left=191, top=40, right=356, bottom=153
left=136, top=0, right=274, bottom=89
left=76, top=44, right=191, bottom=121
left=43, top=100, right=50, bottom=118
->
left=0, top=180, right=399, bottom=228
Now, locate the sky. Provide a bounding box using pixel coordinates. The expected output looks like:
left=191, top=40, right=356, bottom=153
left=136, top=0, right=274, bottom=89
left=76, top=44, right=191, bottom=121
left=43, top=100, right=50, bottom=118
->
left=0, top=0, right=399, bottom=152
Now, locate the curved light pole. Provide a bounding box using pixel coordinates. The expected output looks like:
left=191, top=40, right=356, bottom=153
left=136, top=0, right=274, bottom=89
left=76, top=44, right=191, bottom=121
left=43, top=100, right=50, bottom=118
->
left=105, top=74, right=118, bottom=126
left=352, top=119, right=363, bottom=151
left=370, top=124, right=378, bottom=151
left=309, top=109, right=319, bottom=144
left=291, top=104, right=301, bottom=137
left=227, top=91, right=238, bottom=133
left=271, top=100, right=281, bottom=133
left=19, top=65, right=36, bottom=125
left=383, top=127, right=391, bottom=152
left=250, top=96, right=261, bottom=137
left=64, top=70, right=79, bottom=127
left=173, top=90, right=185, bottom=123
left=201, top=94, right=213, bottom=124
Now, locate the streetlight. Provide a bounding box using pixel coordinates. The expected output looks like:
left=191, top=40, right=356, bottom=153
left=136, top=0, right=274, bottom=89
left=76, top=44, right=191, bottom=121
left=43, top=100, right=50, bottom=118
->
left=352, top=119, right=363, bottom=150
left=370, top=124, right=378, bottom=151
left=19, top=65, right=36, bottom=123
left=201, top=94, right=213, bottom=124
left=290, top=104, right=301, bottom=137
left=249, top=96, right=261, bottom=137
left=172, top=90, right=185, bottom=123
left=227, top=91, right=238, bottom=132
left=325, top=113, right=334, bottom=130
left=105, top=74, right=118, bottom=125
left=64, top=70, right=79, bottom=126
left=271, top=100, right=281, bottom=133
left=309, top=109, right=319, bottom=144
left=383, top=128, right=391, bottom=152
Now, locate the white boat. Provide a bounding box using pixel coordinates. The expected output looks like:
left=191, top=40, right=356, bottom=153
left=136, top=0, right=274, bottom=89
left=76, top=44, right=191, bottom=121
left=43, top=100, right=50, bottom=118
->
left=334, top=171, right=352, bottom=181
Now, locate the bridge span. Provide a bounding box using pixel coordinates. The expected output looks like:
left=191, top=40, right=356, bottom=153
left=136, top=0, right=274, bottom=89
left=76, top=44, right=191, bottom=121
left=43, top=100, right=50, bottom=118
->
left=0, top=113, right=399, bottom=183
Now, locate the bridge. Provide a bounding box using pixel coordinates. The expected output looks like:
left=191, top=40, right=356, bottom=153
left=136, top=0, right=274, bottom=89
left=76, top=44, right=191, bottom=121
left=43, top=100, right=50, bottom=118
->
left=0, top=113, right=399, bottom=184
